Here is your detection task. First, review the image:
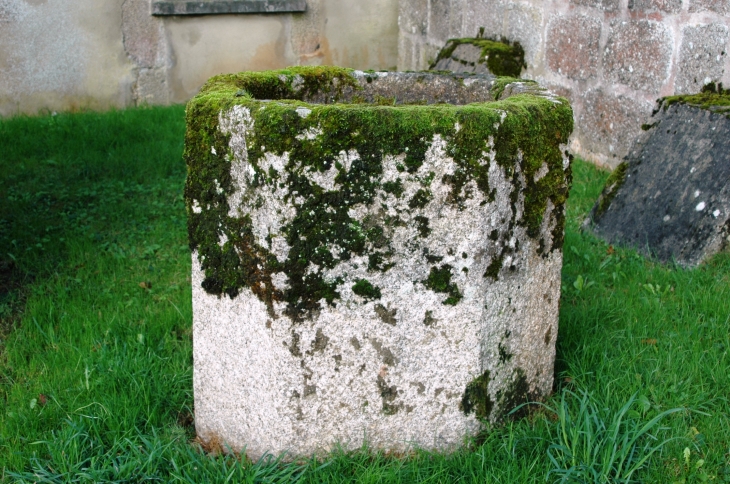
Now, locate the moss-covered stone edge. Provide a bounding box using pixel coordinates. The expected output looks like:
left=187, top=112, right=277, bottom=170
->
left=429, top=37, right=526, bottom=78
left=184, top=66, right=573, bottom=321
left=489, top=77, right=538, bottom=101
left=588, top=161, right=628, bottom=223
left=459, top=367, right=531, bottom=421
left=659, top=82, right=730, bottom=119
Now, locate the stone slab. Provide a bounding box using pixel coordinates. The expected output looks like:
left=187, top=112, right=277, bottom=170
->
left=186, top=67, right=572, bottom=459
left=430, top=38, right=525, bottom=77
left=585, top=93, right=730, bottom=266
left=603, top=20, right=672, bottom=92
left=546, top=14, right=601, bottom=81
left=674, top=24, right=729, bottom=95
left=151, top=0, right=306, bottom=16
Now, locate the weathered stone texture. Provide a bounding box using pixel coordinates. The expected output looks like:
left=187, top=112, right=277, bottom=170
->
left=151, top=0, right=307, bottom=15
left=462, top=0, right=506, bottom=43
left=399, top=0, right=428, bottom=36
left=429, top=0, right=463, bottom=43
left=433, top=44, right=489, bottom=73
left=587, top=102, right=730, bottom=266
left=188, top=68, right=572, bottom=458
left=674, top=24, right=729, bottom=95
left=689, top=0, right=730, bottom=14
left=397, top=34, right=420, bottom=71
left=122, top=0, right=165, bottom=69
left=431, top=39, right=525, bottom=77
left=505, top=3, right=543, bottom=66
left=578, top=88, right=653, bottom=158
left=134, top=68, right=170, bottom=105
left=546, top=15, right=601, bottom=81
left=399, top=0, right=730, bottom=168
left=628, top=0, right=682, bottom=13
left=290, top=0, right=325, bottom=59
left=603, top=20, right=672, bottom=92
left=570, top=0, right=620, bottom=12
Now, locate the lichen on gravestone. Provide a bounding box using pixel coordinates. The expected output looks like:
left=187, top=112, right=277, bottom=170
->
left=585, top=83, right=730, bottom=266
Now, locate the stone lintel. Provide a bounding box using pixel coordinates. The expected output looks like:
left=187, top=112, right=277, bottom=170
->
left=151, top=0, right=306, bottom=16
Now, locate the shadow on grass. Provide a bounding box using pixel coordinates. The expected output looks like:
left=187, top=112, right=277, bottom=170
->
left=0, top=105, right=188, bottom=338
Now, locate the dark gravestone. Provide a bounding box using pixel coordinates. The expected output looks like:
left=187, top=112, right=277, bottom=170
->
left=585, top=91, right=730, bottom=266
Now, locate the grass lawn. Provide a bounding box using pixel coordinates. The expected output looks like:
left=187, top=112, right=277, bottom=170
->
left=0, top=105, right=728, bottom=483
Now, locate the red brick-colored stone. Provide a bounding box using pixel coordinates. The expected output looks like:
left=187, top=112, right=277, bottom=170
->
left=546, top=15, right=601, bottom=81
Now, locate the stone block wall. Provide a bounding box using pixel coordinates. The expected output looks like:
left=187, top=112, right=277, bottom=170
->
left=399, top=0, right=730, bottom=167
left=0, top=0, right=398, bottom=116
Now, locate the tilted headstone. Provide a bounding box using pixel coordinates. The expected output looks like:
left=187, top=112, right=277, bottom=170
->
left=585, top=86, right=730, bottom=266
left=185, top=67, right=572, bottom=458
left=430, top=38, right=525, bottom=77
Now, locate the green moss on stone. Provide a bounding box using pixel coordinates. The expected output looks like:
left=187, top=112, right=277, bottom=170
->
left=430, top=38, right=526, bottom=78
left=495, top=368, right=530, bottom=419
left=483, top=254, right=504, bottom=280
left=184, top=66, right=573, bottom=319
left=423, top=264, right=462, bottom=305
left=352, top=278, right=382, bottom=300
left=413, top=215, right=431, bottom=237
left=498, top=342, right=512, bottom=364
left=592, top=162, right=628, bottom=220
left=459, top=370, right=493, bottom=418
left=660, top=82, right=730, bottom=117
left=490, top=77, right=518, bottom=101
left=382, top=179, right=404, bottom=197
left=408, top=188, right=432, bottom=209
left=377, top=376, right=401, bottom=415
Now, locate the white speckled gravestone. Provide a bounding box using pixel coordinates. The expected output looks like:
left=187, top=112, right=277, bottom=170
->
left=185, top=67, right=573, bottom=459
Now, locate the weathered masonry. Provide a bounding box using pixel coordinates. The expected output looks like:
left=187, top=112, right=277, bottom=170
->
left=398, top=0, right=730, bottom=169
left=586, top=85, right=730, bottom=266
left=185, top=66, right=573, bottom=458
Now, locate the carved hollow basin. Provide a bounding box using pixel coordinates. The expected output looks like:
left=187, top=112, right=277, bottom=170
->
left=184, top=66, right=573, bottom=459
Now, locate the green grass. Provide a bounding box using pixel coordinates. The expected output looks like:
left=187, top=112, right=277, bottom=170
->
left=1, top=106, right=728, bottom=483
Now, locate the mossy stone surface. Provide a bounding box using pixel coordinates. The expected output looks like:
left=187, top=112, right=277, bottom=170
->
left=188, top=66, right=573, bottom=459
left=186, top=67, right=572, bottom=317
left=587, top=161, right=628, bottom=221
left=660, top=82, right=730, bottom=118
left=430, top=38, right=526, bottom=78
